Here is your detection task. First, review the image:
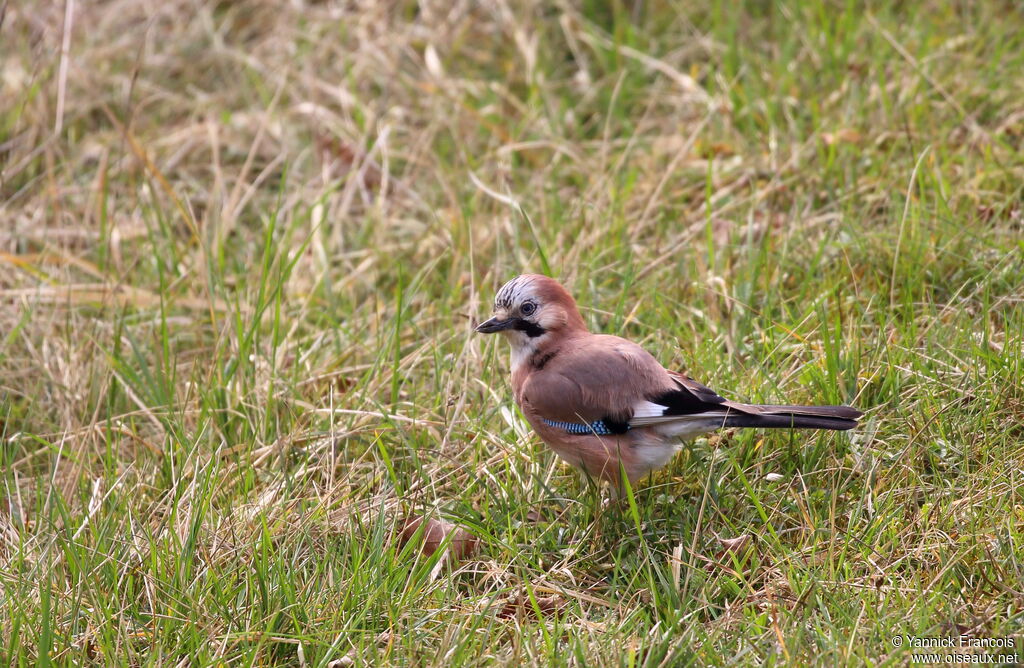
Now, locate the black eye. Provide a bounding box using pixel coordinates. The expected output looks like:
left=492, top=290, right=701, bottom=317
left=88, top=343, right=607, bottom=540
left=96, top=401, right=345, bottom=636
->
left=520, top=301, right=536, bottom=316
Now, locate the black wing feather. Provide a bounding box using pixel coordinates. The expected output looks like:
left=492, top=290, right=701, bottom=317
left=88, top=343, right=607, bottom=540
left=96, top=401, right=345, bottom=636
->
left=645, top=374, right=728, bottom=416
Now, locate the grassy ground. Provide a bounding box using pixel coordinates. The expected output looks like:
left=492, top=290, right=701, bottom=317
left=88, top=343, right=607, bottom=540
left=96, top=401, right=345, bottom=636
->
left=2, top=0, right=1024, bottom=664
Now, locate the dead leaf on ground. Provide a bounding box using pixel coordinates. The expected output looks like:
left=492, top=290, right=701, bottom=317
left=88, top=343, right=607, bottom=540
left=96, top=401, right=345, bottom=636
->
left=717, top=534, right=752, bottom=556
left=707, top=534, right=755, bottom=571
left=524, top=507, right=546, bottom=523
left=699, top=141, right=736, bottom=158
left=315, top=132, right=383, bottom=191
left=397, top=515, right=479, bottom=561
left=822, top=128, right=862, bottom=146
left=497, top=594, right=563, bottom=620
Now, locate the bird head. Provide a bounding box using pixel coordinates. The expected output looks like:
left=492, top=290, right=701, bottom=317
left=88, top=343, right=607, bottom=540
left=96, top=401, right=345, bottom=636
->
left=476, top=275, right=587, bottom=359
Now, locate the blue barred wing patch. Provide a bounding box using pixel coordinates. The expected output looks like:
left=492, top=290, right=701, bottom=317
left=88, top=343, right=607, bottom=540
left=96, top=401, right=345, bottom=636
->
left=541, top=418, right=628, bottom=435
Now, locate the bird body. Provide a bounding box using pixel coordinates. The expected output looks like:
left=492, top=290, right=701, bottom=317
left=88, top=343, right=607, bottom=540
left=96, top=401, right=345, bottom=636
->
left=477, top=274, right=862, bottom=488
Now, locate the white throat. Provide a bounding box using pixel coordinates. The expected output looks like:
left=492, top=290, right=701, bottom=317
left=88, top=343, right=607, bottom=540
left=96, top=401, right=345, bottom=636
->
left=505, top=331, right=541, bottom=371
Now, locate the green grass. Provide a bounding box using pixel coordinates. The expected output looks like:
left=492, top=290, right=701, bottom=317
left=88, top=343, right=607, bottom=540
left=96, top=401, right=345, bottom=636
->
left=2, top=0, right=1024, bottom=664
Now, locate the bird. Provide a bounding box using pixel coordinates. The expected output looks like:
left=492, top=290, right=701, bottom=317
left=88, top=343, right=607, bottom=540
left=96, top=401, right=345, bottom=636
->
left=475, top=273, right=863, bottom=490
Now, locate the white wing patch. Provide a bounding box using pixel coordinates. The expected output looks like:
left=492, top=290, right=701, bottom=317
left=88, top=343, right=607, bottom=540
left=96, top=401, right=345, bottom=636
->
left=629, top=407, right=733, bottom=428
left=632, top=400, right=669, bottom=419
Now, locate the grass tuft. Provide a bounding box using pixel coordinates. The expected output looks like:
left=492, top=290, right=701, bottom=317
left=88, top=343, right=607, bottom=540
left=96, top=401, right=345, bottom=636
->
left=2, top=0, right=1023, bottom=664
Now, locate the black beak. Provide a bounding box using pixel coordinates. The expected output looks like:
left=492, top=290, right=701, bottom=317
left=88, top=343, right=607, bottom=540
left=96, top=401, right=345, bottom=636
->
left=475, top=316, right=514, bottom=334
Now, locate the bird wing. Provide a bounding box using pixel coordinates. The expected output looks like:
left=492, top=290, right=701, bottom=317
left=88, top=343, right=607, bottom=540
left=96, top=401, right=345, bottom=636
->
left=630, top=371, right=864, bottom=426
left=627, top=371, right=743, bottom=426
left=519, top=335, right=732, bottom=430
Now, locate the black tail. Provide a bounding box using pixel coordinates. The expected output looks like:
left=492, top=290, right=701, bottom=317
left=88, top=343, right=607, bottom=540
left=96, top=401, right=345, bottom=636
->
left=725, top=404, right=863, bottom=431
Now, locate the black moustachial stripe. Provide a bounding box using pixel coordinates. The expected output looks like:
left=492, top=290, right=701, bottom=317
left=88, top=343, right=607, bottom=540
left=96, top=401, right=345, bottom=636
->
left=512, top=318, right=545, bottom=338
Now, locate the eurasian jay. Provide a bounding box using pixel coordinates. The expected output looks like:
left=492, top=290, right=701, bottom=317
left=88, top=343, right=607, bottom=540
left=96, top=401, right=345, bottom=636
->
left=476, top=274, right=863, bottom=489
